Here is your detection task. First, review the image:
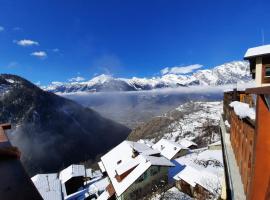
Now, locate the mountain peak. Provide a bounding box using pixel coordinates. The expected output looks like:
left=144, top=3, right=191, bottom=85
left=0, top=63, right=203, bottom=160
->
left=43, top=61, right=252, bottom=93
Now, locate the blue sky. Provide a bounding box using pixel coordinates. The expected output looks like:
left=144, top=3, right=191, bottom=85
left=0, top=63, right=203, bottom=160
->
left=0, top=0, right=270, bottom=85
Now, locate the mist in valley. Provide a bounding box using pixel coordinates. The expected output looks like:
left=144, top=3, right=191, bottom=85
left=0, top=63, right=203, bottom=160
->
left=60, top=85, right=231, bottom=128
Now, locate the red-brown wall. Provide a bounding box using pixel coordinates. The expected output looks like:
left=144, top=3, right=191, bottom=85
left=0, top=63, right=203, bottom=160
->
left=249, top=95, right=270, bottom=200
left=230, top=110, right=255, bottom=194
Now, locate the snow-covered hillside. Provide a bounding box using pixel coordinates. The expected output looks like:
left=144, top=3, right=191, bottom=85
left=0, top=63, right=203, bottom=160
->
left=128, top=101, right=222, bottom=147
left=43, top=61, right=251, bottom=93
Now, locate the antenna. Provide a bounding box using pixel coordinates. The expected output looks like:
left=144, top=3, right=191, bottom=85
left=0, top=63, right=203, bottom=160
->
left=261, top=29, right=265, bottom=45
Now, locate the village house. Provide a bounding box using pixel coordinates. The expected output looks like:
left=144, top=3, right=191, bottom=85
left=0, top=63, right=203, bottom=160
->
left=244, top=44, right=270, bottom=200
left=97, top=140, right=175, bottom=200
left=59, top=164, right=86, bottom=196
left=220, top=44, right=270, bottom=200
left=174, top=165, right=220, bottom=200
left=152, top=139, right=190, bottom=160
left=179, top=138, right=198, bottom=149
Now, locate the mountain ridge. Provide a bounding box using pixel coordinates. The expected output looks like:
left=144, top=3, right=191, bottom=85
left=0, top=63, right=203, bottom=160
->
left=44, top=61, right=251, bottom=93
left=0, top=74, right=130, bottom=175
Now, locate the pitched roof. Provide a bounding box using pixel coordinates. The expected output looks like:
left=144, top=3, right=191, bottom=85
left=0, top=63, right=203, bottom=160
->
left=244, top=44, right=270, bottom=59
left=31, top=173, right=62, bottom=200
left=173, top=165, right=220, bottom=194
left=179, top=139, right=197, bottom=148
left=59, top=164, right=85, bottom=183
left=137, top=139, right=154, bottom=147
left=100, top=140, right=174, bottom=196
left=152, top=139, right=188, bottom=160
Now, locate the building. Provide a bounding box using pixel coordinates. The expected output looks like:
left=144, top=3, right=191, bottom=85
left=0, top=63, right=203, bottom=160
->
left=98, top=140, right=175, bottom=200
left=208, top=141, right=222, bottom=150
left=221, top=44, right=270, bottom=200
left=152, top=139, right=190, bottom=160
left=0, top=123, right=43, bottom=200
left=59, top=164, right=86, bottom=196
left=179, top=139, right=198, bottom=150
left=244, top=44, right=270, bottom=87
left=174, top=165, right=220, bottom=200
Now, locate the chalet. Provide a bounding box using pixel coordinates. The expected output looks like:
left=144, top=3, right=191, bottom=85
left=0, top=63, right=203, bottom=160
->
left=179, top=138, right=198, bottom=149
left=220, top=44, right=270, bottom=200
left=244, top=44, right=270, bottom=200
left=59, top=164, right=86, bottom=196
left=152, top=139, right=190, bottom=160
left=97, top=140, right=175, bottom=200
left=174, top=165, right=220, bottom=200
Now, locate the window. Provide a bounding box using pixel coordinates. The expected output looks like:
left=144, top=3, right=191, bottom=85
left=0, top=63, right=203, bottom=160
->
left=150, top=168, right=158, bottom=176
left=265, top=66, right=270, bottom=77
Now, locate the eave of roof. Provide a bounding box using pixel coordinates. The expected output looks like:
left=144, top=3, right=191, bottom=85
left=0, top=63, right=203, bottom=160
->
left=244, top=44, right=270, bottom=60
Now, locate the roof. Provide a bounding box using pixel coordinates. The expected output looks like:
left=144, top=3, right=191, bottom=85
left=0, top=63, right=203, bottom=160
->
left=173, top=165, right=220, bottom=194
left=152, top=139, right=188, bottom=160
left=137, top=139, right=154, bottom=147
left=208, top=140, right=221, bottom=147
left=179, top=139, right=197, bottom=148
left=246, top=86, right=270, bottom=94
left=229, top=101, right=255, bottom=120
left=31, top=173, right=62, bottom=200
left=244, top=44, right=270, bottom=59
left=98, top=161, right=106, bottom=173
left=59, top=164, right=85, bottom=183
left=100, top=140, right=174, bottom=196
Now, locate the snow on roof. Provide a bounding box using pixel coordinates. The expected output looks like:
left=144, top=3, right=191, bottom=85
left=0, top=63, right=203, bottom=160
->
left=98, top=161, right=106, bottom=173
left=229, top=101, right=255, bottom=120
left=143, top=155, right=175, bottom=167
left=179, top=139, right=197, bottom=148
left=97, top=190, right=110, bottom=200
left=152, top=139, right=188, bottom=160
left=59, top=164, right=85, bottom=183
left=31, top=173, right=62, bottom=200
left=137, top=139, right=154, bottom=147
left=173, top=165, right=199, bottom=187
left=92, top=170, right=103, bottom=178
left=86, top=168, right=93, bottom=178
left=208, top=140, right=221, bottom=147
left=100, top=140, right=174, bottom=196
left=244, top=44, right=270, bottom=59
left=173, top=165, right=220, bottom=194
left=88, top=177, right=110, bottom=194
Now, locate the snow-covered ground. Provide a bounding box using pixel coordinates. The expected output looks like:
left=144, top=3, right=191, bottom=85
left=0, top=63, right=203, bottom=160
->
left=151, top=187, right=194, bottom=200
left=141, top=101, right=223, bottom=146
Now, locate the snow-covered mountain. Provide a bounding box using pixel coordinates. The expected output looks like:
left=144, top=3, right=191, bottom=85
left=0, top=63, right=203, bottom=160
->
left=43, top=61, right=251, bottom=93
left=128, top=101, right=222, bottom=147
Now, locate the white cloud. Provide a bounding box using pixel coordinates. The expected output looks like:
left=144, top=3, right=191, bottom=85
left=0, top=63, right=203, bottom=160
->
left=0, top=26, right=4, bottom=32
left=52, top=48, right=59, bottom=52
left=30, top=51, right=47, bottom=59
left=68, top=76, right=85, bottom=82
left=13, top=27, right=22, bottom=31
left=15, top=39, right=39, bottom=46
left=161, top=64, right=203, bottom=75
